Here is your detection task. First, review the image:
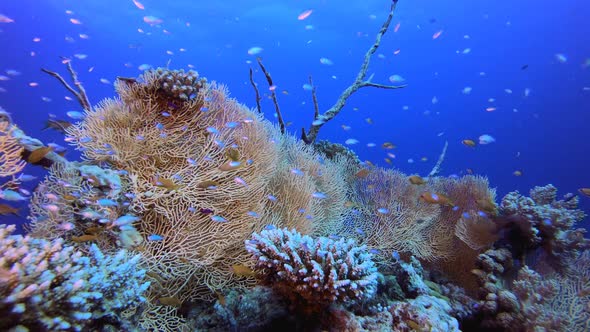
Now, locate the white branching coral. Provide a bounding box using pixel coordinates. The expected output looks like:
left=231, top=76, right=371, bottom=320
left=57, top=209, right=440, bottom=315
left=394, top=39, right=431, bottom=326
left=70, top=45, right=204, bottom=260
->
left=245, top=227, right=379, bottom=311
left=0, top=224, right=150, bottom=331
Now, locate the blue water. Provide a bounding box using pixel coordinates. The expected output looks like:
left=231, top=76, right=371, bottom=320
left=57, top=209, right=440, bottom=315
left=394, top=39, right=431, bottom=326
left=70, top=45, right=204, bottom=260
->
left=1, top=0, right=589, bottom=229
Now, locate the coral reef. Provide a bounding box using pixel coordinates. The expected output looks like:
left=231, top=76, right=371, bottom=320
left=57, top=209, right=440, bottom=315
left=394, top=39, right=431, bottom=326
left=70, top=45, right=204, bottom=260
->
left=499, top=184, right=589, bottom=271
left=0, top=224, right=149, bottom=331
left=245, top=227, right=379, bottom=312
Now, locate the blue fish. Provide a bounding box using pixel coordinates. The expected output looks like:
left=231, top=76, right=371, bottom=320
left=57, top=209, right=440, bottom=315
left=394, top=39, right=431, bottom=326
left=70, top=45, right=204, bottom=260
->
left=148, top=234, right=164, bottom=241
left=264, top=224, right=276, bottom=230
left=211, top=215, right=227, bottom=222
left=96, top=198, right=118, bottom=207
left=312, top=192, right=328, bottom=199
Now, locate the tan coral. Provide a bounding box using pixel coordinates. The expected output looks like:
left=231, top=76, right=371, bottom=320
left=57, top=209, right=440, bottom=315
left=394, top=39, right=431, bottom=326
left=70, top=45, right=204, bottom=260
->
left=0, top=121, right=25, bottom=178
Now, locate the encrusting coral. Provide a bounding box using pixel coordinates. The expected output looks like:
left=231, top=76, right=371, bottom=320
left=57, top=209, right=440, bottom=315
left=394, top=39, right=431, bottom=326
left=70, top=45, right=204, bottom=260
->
left=245, top=227, right=379, bottom=313
left=0, top=224, right=149, bottom=332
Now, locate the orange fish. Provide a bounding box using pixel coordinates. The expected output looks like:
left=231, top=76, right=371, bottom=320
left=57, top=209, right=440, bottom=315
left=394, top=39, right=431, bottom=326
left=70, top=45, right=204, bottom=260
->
left=0, top=204, right=19, bottom=216
left=419, top=192, right=453, bottom=206
left=382, top=142, right=396, bottom=149
left=408, top=175, right=426, bottom=185
left=27, top=146, right=54, bottom=164
left=355, top=168, right=371, bottom=178
left=462, top=139, right=476, bottom=147
left=72, top=234, right=98, bottom=243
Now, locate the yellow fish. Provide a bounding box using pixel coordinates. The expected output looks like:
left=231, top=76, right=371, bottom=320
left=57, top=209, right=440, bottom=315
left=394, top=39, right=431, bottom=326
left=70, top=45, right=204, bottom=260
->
left=197, top=180, right=219, bottom=189
left=225, top=148, right=240, bottom=162
left=154, top=177, right=181, bottom=191
left=579, top=188, right=590, bottom=198
left=355, top=168, right=371, bottom=178
left=231, top=264, right=256, bottom=277
left=158, top=297, right=182, bottom=308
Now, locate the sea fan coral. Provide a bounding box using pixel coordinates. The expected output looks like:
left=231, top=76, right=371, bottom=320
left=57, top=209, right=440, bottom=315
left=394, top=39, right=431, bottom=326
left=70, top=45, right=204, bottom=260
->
left=245, top=227, right=379, bottom=312
left=0, top=120, right=25, bottom=178
left=0, top=224, right=149, bottom=331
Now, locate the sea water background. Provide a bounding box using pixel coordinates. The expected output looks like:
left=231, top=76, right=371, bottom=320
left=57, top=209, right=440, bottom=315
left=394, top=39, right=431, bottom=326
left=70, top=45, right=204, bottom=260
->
left=0, top=0, right=589, bottom=229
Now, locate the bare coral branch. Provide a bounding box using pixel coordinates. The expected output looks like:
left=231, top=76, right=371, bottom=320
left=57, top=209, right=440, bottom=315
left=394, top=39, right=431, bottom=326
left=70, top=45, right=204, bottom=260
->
left=256, top=58, right=286, bottom=134
left=41, top=58, right=92, bottom=112
left=427, top=141, right=449, bottom=178
left=248, top=68, right=262, bottom=113
left=301, top=0, right=405, bottom=144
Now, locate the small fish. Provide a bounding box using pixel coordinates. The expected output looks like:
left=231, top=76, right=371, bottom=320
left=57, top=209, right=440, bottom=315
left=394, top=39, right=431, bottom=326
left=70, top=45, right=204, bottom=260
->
left=521, top=64, right=529, bottom=70
left=0, top=189, right=27, bottom=201
left=408, top=175, right=426, bottom=185
left=219, top=161, right=242, bottom=171
left=200, top=208, right=214, bottom=215
left=147, top=234, right=163, bottom=241
left=290, top=168, right=304, bottom=176
left=0, top=204, right=19, bottom=216
left=247, top=47, right=263, bottom=55
left=578, top=188, right=590, bottom=198
left=96, top=198, right=118, bottom=207
left=382, top=142, right=395, bottom=149
left=345, top=138, right=359, bottom=145
left=67, top=111, right=85, bottom=121
left=355, top=168, right=371, bottom=178
left=27, top=146, right=54, bottom=164
left=319, top=57, right=333, bottom=65
left=391, top=251, right=400, bottom=260
left=513, top=170, right=523, bottom=177
left=297, top=9, right=313, bottom=20
left=419, top=192, right=453, bottom=206
left=211, top=215, right=227, bottom=222
left=225, top=148, right=240, bottom=162
left=462, top=139, right=476, bottom=147
left=478, top=134, right=495, bottom=145
left=113, top=214, right=140, bottom=227
left=377, top=208, right=389, bottom=214
left=476, top=198, right=497, bottom=214
left=158, top=297, right=182, bottom=308
left=17, top=174, right=37, bottom=182
left=312, top=192, right=328, bottom=199
left=246, top=211, right=260, bottom=218
left=267, top=194, right=278, bottom=202
left=231, top=264, right=256, bottom=277
left=234, top=177, right=248, bottom=187
left=143, top=15, right=163, bottom=25
left=0, top=14, right=15, bottom=23
left=132, top=0, right=145, bottom=10
left=72, top=234, right=98, bottom=243
left=197, top=180, right=220, bottom=189
left=154, top=177, right=181, bottom=191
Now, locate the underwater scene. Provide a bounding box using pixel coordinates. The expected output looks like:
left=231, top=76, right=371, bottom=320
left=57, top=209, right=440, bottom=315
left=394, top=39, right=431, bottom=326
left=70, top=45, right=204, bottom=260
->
left=0, top=0, right=589, bottom=331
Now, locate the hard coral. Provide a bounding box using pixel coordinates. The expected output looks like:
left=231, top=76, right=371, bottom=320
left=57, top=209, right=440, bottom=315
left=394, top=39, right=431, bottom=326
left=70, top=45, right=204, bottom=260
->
left=0, top=224, right=149, bottom=331
left=245, top=228, right=379, bottom=313
left=499, top=184, right=589, bottom=271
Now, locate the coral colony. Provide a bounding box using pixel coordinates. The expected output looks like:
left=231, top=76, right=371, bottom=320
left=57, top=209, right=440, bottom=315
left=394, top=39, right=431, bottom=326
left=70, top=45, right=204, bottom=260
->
left=1, top=1, right=589, bottom=331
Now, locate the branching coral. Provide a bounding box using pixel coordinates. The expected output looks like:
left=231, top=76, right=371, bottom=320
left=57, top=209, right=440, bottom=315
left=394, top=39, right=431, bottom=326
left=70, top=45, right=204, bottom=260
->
left=245, top=227, right=379, bottom=313
left=0, top=224, right=149, bottom=331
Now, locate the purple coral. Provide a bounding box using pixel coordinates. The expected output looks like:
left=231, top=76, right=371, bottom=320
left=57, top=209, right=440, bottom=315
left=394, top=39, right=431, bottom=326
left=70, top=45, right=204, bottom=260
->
left=245, top=228, right=379, bottom=311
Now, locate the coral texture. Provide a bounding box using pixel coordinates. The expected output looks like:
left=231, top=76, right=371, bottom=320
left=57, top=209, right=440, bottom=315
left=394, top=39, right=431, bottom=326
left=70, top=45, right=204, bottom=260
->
left=0, top=120, right=25, bottom=178
left=0, top=224, right=149, bottom=331
left=500, top=184, right=589, bottom=271
left=245, top=227, right=379, bottom=311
